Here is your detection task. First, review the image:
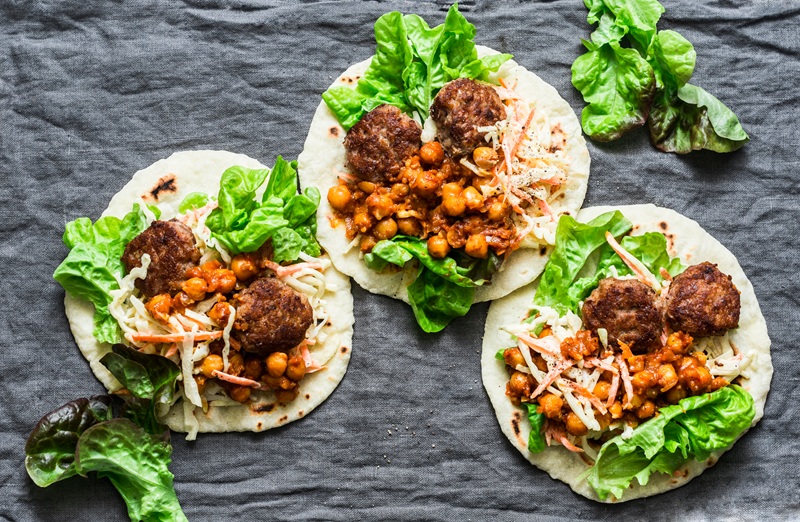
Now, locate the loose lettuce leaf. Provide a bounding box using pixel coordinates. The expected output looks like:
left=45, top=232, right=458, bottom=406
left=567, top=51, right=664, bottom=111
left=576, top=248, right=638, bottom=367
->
left=76, top=419, right=187, bottom=522
left=533, top=211, right=632, bottom=314
left=53, top=205, right=155, bottom=344
left=573, top=0, right=748, bottom=153
left=525, top=403, right=547, bottom=453
left=587, top=386, right=755, bottom=500
left=322, top=5, right=511, bottom=129
left=25, top=396, right=112, bottom=487
left=407, top=266, right=474, bottom=333
left=572, top=41, right=656, bottom=141
left=205, top=157, right=321, bottom=261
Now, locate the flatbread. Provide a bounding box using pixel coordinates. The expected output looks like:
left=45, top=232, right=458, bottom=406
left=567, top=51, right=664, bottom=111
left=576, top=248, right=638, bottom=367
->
left=481, top=204, right=772, bottom=502
left=64, top=150, right=354, bottom=434
left=298, top=46, right=590, bottom=304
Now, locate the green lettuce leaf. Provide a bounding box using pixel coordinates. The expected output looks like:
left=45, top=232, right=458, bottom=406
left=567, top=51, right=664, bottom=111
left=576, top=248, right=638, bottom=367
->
left=407, top=266, right=474, bottom=333
left=587, top=385, right=755, bottom=500
left=322, top=5, right=512, bottom=129
left=25, top=396, right=112, bottom=487
left=533, top=211, right=632, bottom=314
left=76, top=419, right=187, bottom=522
left=525, top=403, right=547, bottom=453
left=205, top=157, right=321, bottom=261
left=572, top=41, right=656, bottom=141
left=177, top=192, right=209, bottom=214
left=53, top=205, right=155, bottom=344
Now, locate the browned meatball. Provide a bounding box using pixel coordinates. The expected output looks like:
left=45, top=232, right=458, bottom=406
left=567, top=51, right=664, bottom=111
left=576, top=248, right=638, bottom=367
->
left=582, top=278, right=664, bottom=354
left=430, top=78, right=506, bottom=157
left=121, top=220, right=200, bottom=297
left=232, top=277, right=313, bottom=354
left=344, top=104, right=421, bottom=184
left=666, top=262, right=740, bottom=337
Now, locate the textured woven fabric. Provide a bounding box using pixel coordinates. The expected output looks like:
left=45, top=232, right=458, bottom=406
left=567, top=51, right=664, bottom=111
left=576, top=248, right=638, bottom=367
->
left=1, top=1, right=797, bottom=520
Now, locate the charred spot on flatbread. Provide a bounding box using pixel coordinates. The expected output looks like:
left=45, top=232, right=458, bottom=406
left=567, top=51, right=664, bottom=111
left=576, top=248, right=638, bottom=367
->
left=305, top=394, right=310, bottom=400
left=329, top=126, right=339, bottom=138
left=251, top=402, right=276, bottom=413
left=340, top=346, right=348, bottom=354
left=146, top=174, right=177, bottom=202
left=659, top=221, right=668, bottom=231
left=539, top=247, right=547, bottom=256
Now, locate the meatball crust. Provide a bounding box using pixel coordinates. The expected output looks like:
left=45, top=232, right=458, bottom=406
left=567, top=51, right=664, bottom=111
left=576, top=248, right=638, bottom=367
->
left=344, top=104, right=422, bottom=184
left=232, top=277, right=313, bottom=354
left=582, top=278, right=664, bottom=354
left=121, top=220, right=201, bottom=297
left=430, top=78, right=506, bottom=157
left=666, top=262, right=740, bottom=337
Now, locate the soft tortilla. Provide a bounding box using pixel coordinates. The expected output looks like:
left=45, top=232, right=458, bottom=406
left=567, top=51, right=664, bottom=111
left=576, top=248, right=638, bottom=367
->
left=64, top=150, right=354, bottom=434
left=298, top=46, right=590, bottom=304
left=481, top=204, right=772, bottom=502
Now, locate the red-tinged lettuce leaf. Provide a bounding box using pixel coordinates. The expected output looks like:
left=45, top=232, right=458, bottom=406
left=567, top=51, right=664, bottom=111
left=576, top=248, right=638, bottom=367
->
left=75, top=419, right=188, bottom=522
left=25, top=396, right=112, bottom=487
left=648, top=83, right=749, bottom=154
left=572, top=41, right=656, bottom=141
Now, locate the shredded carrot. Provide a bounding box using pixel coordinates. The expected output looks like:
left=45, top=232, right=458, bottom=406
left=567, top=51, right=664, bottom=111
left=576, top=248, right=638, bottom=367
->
left=607, top=370, right=620, bottom=408
left=128, top=331, right=223, bottom=343
left=211, top=370, right=262, bottom=389
left=517, top=333, right=560, bottom=357
left=296, top=340, right=323, bottom=373
left=262, top=259, right=324, bottom=278
left=164, top=344, right=179, bottom=358
left=605, top=231, right=660, bottom=291
left=618, top=341, right=634, bottom=361
left=560, top=380, right=607, bottom=415
left=531, top=360, right=575, bottom=399
left=617, top=354, right=634, bottom=408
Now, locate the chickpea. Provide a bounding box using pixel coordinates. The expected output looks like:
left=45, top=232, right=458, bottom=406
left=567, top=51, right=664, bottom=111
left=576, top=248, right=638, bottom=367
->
left=442, top=193, right=466, bottom=218
left=537, top=393, right=564, bottom=419
left=487, top=198, right=508, bottom=221
left=201, top=260, right=223, bottom=272
left=182, top=277, right=208, bottom=301
left=266, top=352, right=288, bottom=377
left=693, top=351, right=707, bottom=366
left=666, top=385, right=687, bottom=404
left=244, top=357, right=264, bottom=380
left=427, top=235, right=451, bottom=259
left=172, top=291, right=193, bottom=313
left=565, top=412, right=588, bottom=436
left=229, top=385, right=251, bottom=403
left=327, top=185, right=352, bottom=211
left=367, top=193, right=394, bottom=220
left=627, top=355, right=646, bottom=374
left=708, top=377, right=729, bottom=392
left=228, top=353, right=244, bottom=376
left=286, top=355, right=307, bottom=382
left=208, top=302, right=231, bottom=326
left=462, top=186, right=484, bottom=210
left=420, top=141, right=445, bottom=166
left=397, top=217, right=423, bottom=237
left=609, top=402, right=623, bottom=419
left=200, top=354, right=224, bottom=378
left=593, top=380, right=611, bottom=401
left=502, top=347, right=526, bottom=369
left=411, top=171, right=440, bottom=195
left=465, top=234, right=489, bottom=259
left=357, top=181, right=376, bottom=194
left=359, top=235, right=377, bottom=253
left=391, top=183, right=410, bottom=199
left=231, top=254, right=258, bottom=281
left=212, top=269, right=237, bottom=294
left=353, top=211, right=373, bottom=233
left=631, top=370, right=656, bottom=391
left=636, top=400, right=656, bottom=419
left=145, top=294, right=172, bottom=323
left=508, top=371, right=531, bottom=397
left=683, top=366, right=712, bottom=394
left=473, top=146, right=498, bottom=169
left=657, top=363, right=678, bottom=392
left=275, top=388, right=299, bottom=404
left=373, top=218, right=398, bottom=240
left=185, top=266, right=203, bottom=279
